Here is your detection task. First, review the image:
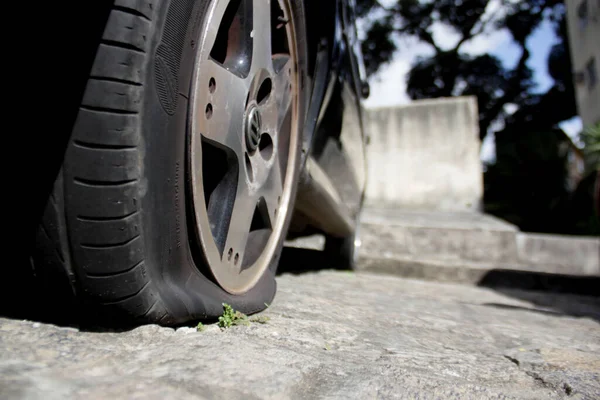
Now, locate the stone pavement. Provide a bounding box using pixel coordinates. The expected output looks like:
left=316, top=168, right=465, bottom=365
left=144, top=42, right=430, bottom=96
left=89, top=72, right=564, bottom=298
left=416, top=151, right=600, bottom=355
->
left=1, top=271, right=599, bottom=399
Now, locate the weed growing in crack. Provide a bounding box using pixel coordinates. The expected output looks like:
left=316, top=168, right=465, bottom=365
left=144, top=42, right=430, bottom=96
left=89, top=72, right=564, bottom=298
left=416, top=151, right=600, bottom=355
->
left=218, top=303, right=249, bottom=328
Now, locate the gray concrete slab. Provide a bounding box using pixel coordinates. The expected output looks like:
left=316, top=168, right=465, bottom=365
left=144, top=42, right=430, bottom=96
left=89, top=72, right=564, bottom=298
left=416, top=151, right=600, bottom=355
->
left=358, top=209, right=600, bottom=280
left=364, top=97, right=483, bottom=211
left=516, top=233, right=600, bottom=276
left=1, top=271, right=599, bottom=400
left=361, top=209, right=518, bottom=231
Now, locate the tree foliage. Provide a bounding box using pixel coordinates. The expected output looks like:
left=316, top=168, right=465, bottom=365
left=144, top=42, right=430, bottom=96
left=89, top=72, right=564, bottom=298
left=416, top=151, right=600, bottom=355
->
left=582, top=123, right=600, bottom=173
left=484, top=126, right=599, bottom=235
left=358, top=0, right=574, bottom=140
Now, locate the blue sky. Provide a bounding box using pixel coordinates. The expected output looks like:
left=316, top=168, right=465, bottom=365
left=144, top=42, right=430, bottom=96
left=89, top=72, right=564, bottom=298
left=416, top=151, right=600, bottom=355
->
left=491, top=17, right=555, bottom=94
left=485, top=18, right=583, bottom=158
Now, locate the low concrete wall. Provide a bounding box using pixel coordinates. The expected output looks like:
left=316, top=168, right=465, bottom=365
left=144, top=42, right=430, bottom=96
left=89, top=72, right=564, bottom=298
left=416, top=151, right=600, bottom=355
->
left=516, top=233, right=600, bottom=276
left=358, top=209, right=600, bottom=280
left=356, top=98, right=599, bottom=280
left=364, top=97, right=482, bottom=211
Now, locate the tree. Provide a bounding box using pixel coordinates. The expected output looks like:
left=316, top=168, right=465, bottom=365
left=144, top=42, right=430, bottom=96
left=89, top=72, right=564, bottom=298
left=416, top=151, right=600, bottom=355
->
left=484, top=128, right=569, bottom=232
left=581, top=123, right=600, bottom=220
left=581, top=123, right=600, bottom=173
left=357, top=0, right=574, bottom=140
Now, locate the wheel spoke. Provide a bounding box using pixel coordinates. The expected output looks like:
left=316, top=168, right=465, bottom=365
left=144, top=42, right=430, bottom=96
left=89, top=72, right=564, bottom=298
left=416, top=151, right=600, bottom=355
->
left=201, top=0, right=231, bottom=52
left=273, top=55, right=293, bottom=94
left=251, top=0, right=273, bottom=70
left=197, top=60, right=248, bottom=155
left=247, top=68, right=272, bottom=104
left=258, top=55, right=292, bottom=132
left=274, top=55, right=293, bottom=130
left=223, top=183, right=257, bottom=267
left=258, top=153, right=284, bottom=225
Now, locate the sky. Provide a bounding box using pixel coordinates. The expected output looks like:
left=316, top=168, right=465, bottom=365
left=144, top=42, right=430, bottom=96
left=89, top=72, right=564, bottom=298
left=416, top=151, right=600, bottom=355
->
left=360, top=0, right=583, bottom=162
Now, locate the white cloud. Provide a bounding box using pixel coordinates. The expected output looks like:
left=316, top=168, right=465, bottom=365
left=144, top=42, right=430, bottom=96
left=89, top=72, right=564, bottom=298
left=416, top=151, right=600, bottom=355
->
left=362, top=34, right=435, bottom=108
left=480, top=132, right=496, bottom=164
left=363, top=58, right=412, bottom=108
left=503, top=103, right=518, bottom=115
left=461, top=29, right=510, bottom=55
left=560, top=117, right=583, bottom=146
left=430, top=23, right=462, bottom=51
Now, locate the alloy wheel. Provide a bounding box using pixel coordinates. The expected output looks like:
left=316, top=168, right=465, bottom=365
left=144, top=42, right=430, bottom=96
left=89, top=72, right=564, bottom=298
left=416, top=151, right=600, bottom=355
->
left=189, top=0, right=299, bottom=294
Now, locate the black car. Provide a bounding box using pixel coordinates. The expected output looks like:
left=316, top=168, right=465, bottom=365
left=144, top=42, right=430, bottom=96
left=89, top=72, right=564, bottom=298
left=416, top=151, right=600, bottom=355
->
left=25, top=0, right=369, bottom=326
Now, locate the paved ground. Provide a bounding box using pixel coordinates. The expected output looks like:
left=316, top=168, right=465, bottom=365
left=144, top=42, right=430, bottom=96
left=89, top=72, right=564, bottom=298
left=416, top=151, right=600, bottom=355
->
left=1, top=270, right=599, bottom=399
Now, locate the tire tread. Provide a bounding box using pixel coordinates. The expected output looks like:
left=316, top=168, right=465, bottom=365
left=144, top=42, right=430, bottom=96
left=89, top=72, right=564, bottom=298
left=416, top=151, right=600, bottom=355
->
left=33, top=3, right=167, bottom=325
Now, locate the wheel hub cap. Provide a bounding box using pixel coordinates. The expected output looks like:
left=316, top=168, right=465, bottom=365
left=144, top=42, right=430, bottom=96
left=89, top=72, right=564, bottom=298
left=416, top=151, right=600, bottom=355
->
left=245, top=106, right=262, bottom=152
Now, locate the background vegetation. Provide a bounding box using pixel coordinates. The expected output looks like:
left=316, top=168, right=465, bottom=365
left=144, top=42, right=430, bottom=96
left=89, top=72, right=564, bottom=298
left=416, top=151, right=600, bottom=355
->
left=357, top=0, right=599, bottom=235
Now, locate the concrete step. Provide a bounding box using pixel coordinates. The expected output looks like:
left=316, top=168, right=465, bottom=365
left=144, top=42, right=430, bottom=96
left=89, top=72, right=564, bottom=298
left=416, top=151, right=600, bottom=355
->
left=357, top=209, right=600, bottom=280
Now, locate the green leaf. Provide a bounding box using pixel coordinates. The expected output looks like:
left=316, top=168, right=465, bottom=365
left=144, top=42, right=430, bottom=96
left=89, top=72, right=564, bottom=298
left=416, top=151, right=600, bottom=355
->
left=218, top=303, right=248, bottom=329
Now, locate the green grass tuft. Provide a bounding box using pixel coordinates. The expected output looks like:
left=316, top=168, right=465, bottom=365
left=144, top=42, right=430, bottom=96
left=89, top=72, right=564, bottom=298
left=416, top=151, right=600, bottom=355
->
left=218, top=303, right=249, bottom=328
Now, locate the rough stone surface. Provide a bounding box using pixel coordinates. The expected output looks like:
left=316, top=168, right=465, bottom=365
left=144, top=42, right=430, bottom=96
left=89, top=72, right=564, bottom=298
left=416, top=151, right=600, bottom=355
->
left=2, top=271, right=599, bottom=399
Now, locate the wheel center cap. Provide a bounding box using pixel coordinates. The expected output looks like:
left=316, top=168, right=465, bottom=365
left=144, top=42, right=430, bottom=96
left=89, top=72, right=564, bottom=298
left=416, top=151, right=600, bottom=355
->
left=246, top=106, right=262, bottom=152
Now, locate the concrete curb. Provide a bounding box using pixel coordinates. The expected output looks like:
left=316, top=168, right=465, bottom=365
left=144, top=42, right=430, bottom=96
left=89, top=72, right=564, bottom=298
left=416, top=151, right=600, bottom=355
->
left=356, top=256, right=600, bottom=296
left=357, top=209, right=600, bottom=287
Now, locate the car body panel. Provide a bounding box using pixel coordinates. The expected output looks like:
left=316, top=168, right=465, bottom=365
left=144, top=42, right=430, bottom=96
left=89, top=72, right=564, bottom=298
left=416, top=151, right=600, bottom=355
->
left=290, top=0, right=369, bottom=238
